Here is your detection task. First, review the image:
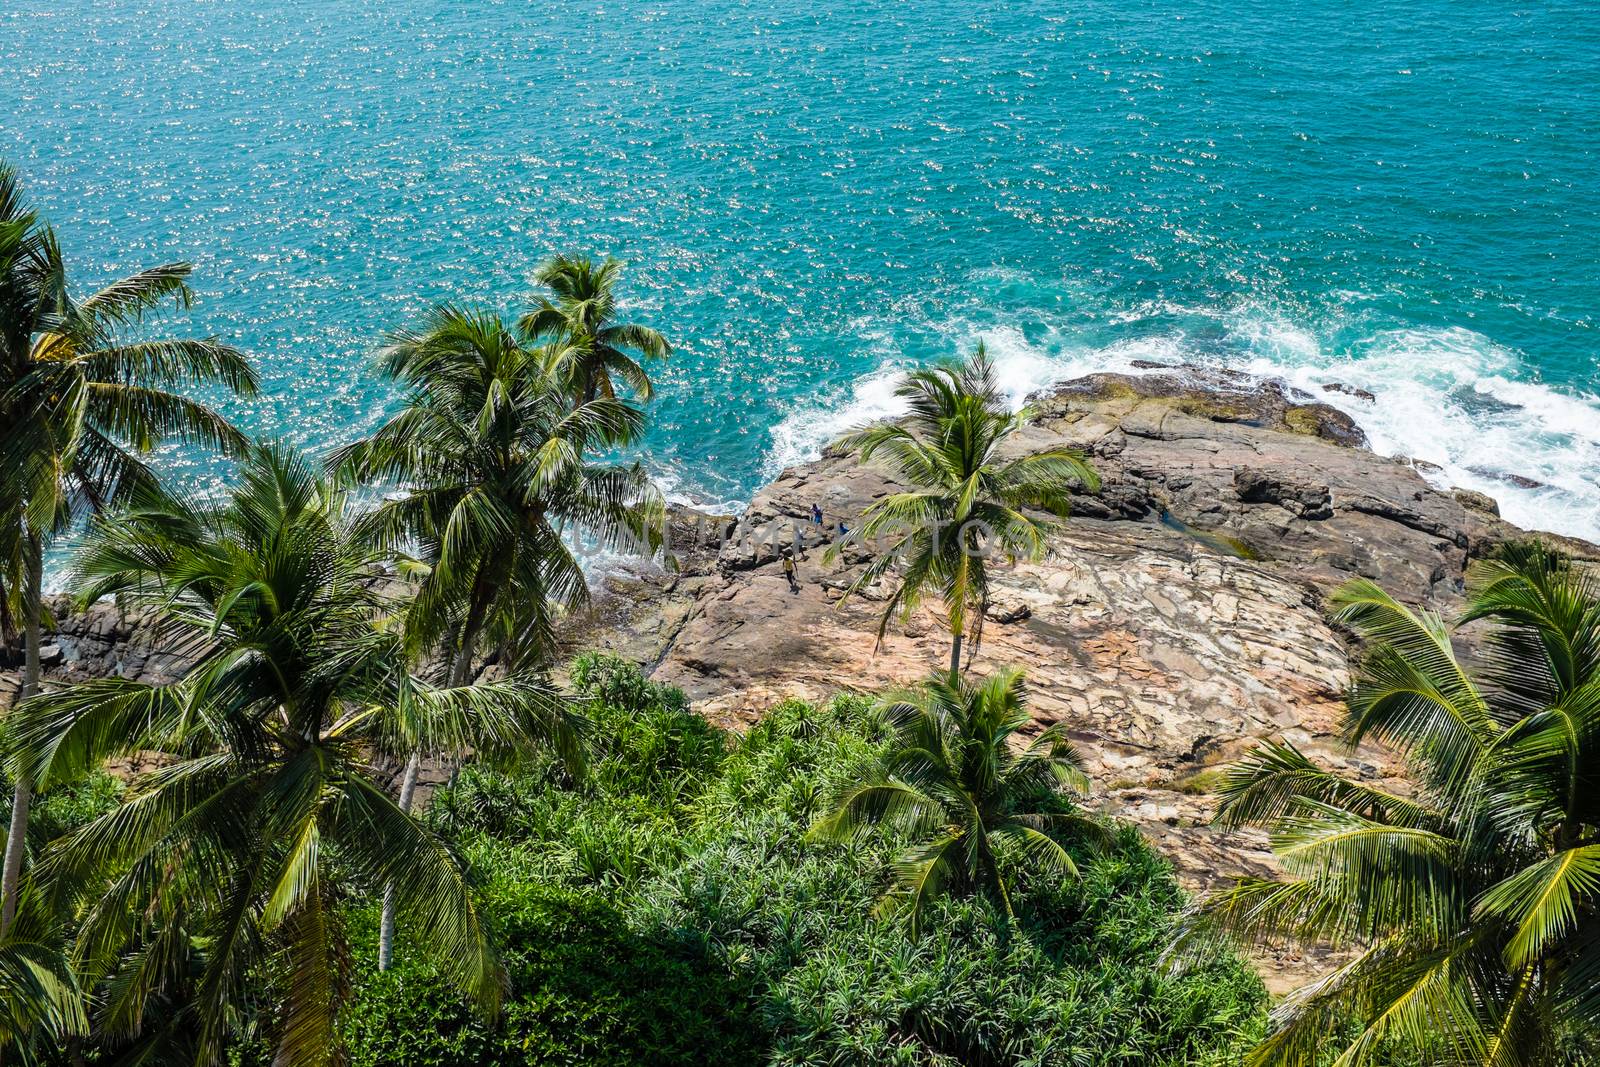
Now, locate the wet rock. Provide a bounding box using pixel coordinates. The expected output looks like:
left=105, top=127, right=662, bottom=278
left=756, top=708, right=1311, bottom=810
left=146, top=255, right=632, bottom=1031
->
left=1452, top=488, right=1500, bottom=517
left=1469, top=466, right=1546, bottom=490
left=1321, top=382, right=1376, bottom=402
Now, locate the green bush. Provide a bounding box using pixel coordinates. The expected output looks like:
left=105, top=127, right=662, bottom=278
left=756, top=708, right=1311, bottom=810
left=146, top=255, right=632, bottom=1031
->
left=342, top=884, right=763, bottom=1067
left=343, top=659, right=1266, bottom=1066
left=570, top=651, right=689, bottom=714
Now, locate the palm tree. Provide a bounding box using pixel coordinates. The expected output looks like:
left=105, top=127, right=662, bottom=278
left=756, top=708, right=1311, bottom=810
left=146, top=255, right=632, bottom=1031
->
left=5, top=444, right=581, bottom=1066
left=0, top=896, right=84, bottom=1059
left=334, top=304, right=663, bottom=967
left=1173, top=543, right=1600, bottom=1066
left=810, top=667, right=1106, bottom=936
left=517, top=253, right=671, bottom=403
left=826, top=343, right=1099, bottom=674
left=0, top=162, right=257, bottom=936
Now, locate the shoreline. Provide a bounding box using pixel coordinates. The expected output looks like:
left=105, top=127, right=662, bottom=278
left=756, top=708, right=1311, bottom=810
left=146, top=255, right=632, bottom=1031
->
left=9, top=366, right=1596, bottom=994
left=647, top=356, right=1594, bottom=553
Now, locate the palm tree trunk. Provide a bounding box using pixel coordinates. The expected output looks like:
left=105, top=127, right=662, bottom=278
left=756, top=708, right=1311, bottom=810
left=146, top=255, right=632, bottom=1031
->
left=1, top=528, right=43, bottom=936
left=375, top=750, right=420, bottom=971
left=377, top=585, right=490, bottom=971
left=949, top=631, right=963, bottom=676
left=448, top=591, right=490, bottom=688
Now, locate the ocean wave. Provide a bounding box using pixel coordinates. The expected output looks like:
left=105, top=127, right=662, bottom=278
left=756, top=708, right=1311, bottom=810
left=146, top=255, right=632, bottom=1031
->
left=764, top=323, right=1183, bottom=478
left=761, top=303, right=1600, bottom=543
left=1235, top=320, right=1600, bottom=541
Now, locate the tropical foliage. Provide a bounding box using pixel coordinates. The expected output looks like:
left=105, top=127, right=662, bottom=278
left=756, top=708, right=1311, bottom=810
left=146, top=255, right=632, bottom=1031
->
left=810, top=666, right=1108, bottom=936
left=334, top=302, right=664, bottom=968
left=335, top=303, right=663, bottom=683
left=518, top=254, right=671, bottom=404
left=0, top=158, right=1294, bottom=1067
left=0, top=162, right=257, bottom=947
left=1177, top=543, right=1600, bottom=1066
left=330, top=659, right=1265, bottom=1067
left=6, top=445, right=580, bottom=1065
left=827, top=342, right=1099, bottom=672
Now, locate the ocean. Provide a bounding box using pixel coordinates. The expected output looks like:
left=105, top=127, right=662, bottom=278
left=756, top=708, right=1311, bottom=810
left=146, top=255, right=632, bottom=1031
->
left=3, top=0, right=1597, bottom=540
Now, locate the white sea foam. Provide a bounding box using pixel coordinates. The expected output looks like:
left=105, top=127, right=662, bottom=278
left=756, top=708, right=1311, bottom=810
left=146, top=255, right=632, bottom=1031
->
left=766, top=364, right=915, bottom=477
left=762, top=302, right=1600, bottom=543
left=1236, top=320, right=1600, bottom=541
left=764, top=323, right=1180, bottom=479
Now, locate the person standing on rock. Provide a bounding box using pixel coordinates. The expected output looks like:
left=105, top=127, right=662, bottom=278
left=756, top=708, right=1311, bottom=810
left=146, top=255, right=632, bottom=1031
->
left=811, top=503, right=824, bottom=526
left=782, top=551, right=800, bottom=593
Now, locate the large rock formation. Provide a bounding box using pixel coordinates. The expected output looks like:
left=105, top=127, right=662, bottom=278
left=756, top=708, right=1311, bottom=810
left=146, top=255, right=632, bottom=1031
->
left=586, top=366, right=1597, bottom=988
left=7, top=366, right=1594, bottom=989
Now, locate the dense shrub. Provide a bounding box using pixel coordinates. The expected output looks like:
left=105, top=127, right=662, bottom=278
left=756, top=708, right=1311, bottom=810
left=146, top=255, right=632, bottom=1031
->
left=0, top=770, right=122, bottom=848
left=342, top=884, right=763, bottom=1066
left=343, top=661, right=1266, bottom=1066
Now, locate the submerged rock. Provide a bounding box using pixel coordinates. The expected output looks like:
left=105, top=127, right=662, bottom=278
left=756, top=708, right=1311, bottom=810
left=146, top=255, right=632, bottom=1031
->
left=1321, top=381, right=1377, bottom=402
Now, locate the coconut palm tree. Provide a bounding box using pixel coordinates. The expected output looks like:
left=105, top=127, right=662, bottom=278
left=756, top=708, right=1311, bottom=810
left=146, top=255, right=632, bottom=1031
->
left=1174, top=543, right=1600, bottom=1066
left=826, top=343, right=1099, bottom=673
left=333, top=304, right=662, bottom=967
left=0, top=162, right=257, bottom=937
left=5, top=444, right=581, bottom=1066
left=810, top=666, right=1106, bottom=936
left=0, top=897, right=84, bottom=1059
left=517, top=253, right=671, bottom=403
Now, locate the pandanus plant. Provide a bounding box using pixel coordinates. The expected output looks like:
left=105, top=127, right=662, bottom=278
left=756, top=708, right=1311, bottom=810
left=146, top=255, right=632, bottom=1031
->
left=1175, top=543, right=1600, bottom=1066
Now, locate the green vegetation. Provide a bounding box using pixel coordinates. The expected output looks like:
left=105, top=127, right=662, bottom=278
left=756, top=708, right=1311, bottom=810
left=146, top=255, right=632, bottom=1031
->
left=811, top=666, right=1108, bottom=935
left=10, top=156, right=1594, bottom=1067
left=334, top=659, right=1266, bottom=1067
left=8, top=445, right=581, bottom=1065
left=518, top=253, right=673, bottom=403
left=332, top=298, right=662, bottom=969
left=826, top=342, right=1099, bottom=672
left=1180, top=543, right=1600, bottom=1065
left=0, top=162, right=258, bottom=939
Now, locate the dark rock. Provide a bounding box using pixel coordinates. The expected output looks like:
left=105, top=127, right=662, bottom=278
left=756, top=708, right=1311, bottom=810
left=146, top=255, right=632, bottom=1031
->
left=1469, top=466, right=1546, bottom=491
left=1321, top=382, right=1377, bottom=402
left=985, top=598, right=1032, bottom=624
left=1234, top=469, right=1335, bottom=521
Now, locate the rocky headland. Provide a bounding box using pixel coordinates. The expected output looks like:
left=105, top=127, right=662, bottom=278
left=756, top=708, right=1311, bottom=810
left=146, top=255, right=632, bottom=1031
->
left=8, top=365, right=1595, bottom=990
left=575, top=364, right=1599, bottom=987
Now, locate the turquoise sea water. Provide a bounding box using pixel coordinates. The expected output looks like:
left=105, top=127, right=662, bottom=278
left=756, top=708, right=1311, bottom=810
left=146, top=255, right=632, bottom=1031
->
left=3, top=0, right=1597, bottom=538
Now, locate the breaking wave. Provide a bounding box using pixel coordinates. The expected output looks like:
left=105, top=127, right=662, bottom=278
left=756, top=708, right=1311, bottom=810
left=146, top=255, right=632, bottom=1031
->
left=765, top=295, right=1600, bottom=542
